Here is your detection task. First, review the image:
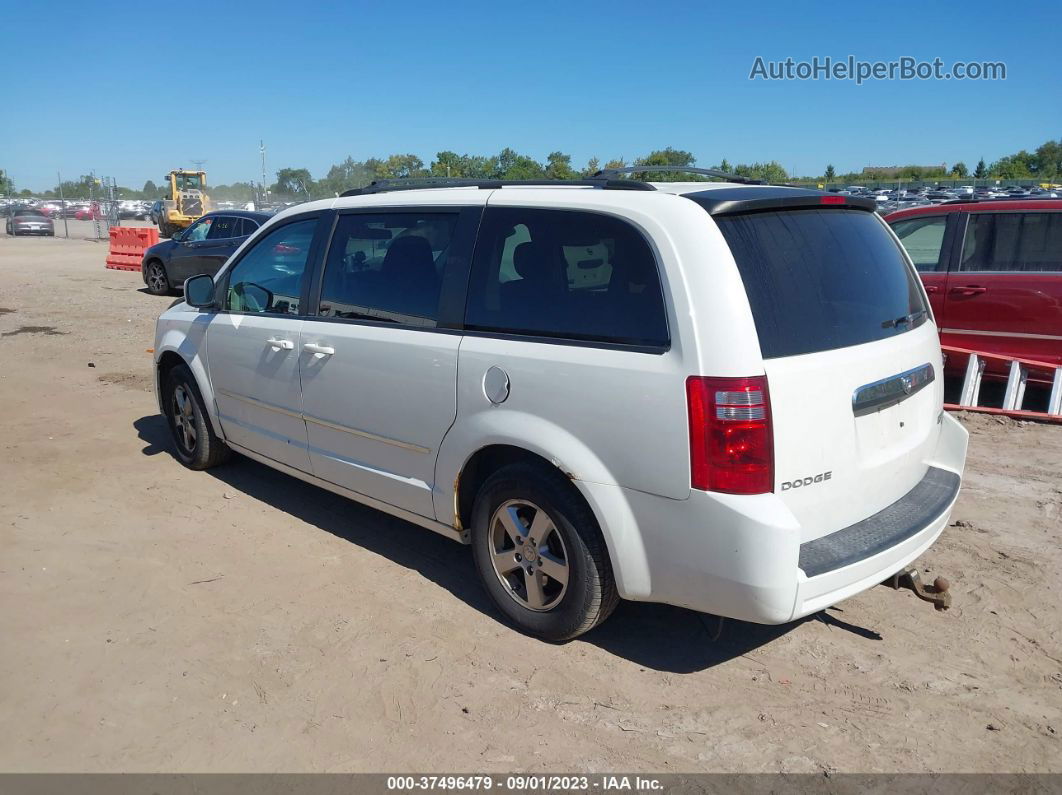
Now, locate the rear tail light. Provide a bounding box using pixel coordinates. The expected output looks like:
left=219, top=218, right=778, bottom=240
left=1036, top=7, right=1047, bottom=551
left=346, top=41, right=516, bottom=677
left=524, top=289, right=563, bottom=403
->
left=686, top=376, right=773, bottom=494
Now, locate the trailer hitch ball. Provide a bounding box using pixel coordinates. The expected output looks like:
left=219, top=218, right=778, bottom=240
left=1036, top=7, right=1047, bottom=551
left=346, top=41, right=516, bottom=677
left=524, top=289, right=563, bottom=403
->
left=884, top=568, right=952, bottom=611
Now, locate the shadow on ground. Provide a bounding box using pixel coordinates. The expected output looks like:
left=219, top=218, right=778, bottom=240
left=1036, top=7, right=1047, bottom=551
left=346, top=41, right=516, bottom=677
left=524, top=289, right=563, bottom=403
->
left=135, top=414, right=882, bottom=673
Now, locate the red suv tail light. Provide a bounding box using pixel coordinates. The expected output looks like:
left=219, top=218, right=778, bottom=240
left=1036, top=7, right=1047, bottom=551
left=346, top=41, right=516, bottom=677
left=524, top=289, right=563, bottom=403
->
left=686, top=376, right=774, bottom=494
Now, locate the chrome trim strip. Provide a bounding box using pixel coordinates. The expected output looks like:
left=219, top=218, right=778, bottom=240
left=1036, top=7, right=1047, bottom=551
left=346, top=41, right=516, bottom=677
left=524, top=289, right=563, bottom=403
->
left=941, top=328, right=1062, bottom=342
left=852, top=363, right=935, bottom=417
left=303, top=414, right=431, bottom=454
left=215, top=387, right=303, bottom=419
left=215, top=388, right=431, bottom=454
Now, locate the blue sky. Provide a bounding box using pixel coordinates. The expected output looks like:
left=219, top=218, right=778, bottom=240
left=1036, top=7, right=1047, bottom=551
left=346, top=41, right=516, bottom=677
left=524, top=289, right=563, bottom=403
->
left=2, top=0, right=1060, bottom=191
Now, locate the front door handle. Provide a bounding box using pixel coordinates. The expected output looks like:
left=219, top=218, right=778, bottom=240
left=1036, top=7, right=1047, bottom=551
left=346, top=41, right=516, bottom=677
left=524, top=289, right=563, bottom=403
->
left=949, top=285, right=988, bottom=295
left=924, top=285, right=940, bottom=294
left=266, top=337, right=294, bottom=351
left=303, top=342, right=335, bottom=356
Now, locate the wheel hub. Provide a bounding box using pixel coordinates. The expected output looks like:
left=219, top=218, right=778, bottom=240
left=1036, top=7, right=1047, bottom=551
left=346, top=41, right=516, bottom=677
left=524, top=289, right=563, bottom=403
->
left=171, top=384, right=197, bottom=453
left=488, top=499, right=569, bottom=612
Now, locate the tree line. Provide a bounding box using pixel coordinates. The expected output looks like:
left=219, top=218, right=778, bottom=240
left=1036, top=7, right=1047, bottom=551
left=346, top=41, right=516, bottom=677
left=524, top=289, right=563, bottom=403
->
left=3, top=138, right=1060, bottom=201
left=821, top=138, right=1061, bottom=185
left=217, top=148, right=790, bottom=201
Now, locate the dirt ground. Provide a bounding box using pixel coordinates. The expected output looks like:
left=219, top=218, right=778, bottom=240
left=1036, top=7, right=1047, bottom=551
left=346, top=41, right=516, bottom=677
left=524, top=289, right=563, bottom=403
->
left=0, top=233, right=1060, bottom=774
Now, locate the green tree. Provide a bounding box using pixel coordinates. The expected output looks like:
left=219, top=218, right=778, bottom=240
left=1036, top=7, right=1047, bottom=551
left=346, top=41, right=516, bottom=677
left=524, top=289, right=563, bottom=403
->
left=580, top=157, right=600, bottom=177
left=545, top=151, right=577, bottom=180
left=142, top=179, right=159, bottom=197
left=824, top=164, right=836, bottom=181
left=52, top=175, right=98, bottom=200
left=318, top=156, right=376, bottom=195
left=974, top=158, right=987, bottom=179
left=950, top=162, right=968, bottom=178
left=719, top=158, right=732, bottom=174
left=733, top=161, right=789, bottom=183
left=430, top=151, right=464, bottom=178
left=381, top=154, right=427, bottom=179
left=272, top=167, right=314, bottom=197
left=1035, top=139, right=1061, bottom=180
left=0, top=168, right=14, bottom=196
left=490, top=148, right=546, bottom=180
left=631, top=147, right=697, bottom=181
left=602, top=158, right=627, bottom=170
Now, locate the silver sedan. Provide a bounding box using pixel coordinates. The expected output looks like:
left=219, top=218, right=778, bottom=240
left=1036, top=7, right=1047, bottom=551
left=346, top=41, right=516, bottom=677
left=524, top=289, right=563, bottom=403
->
left=5, top=207, right=55, bottom=236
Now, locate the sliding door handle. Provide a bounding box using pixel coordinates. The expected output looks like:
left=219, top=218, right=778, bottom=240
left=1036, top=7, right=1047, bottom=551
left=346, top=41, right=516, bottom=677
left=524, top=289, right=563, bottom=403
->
left=303, top=342, right=335, bottom=356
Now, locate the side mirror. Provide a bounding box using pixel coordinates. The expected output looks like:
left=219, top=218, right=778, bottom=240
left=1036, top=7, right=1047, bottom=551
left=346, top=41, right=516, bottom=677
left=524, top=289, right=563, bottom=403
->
left=184, top=274, right=217, bottom=309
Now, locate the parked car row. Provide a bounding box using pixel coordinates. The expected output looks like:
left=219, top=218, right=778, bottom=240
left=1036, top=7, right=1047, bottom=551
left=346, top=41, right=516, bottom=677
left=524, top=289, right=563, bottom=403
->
left=0, top=197, right=152, bottom=222
left=827, top=185, right=1062, bottom=216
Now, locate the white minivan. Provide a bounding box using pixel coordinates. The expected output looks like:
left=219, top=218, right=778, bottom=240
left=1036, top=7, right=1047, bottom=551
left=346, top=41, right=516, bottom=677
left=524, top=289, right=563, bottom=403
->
left=154, top=169, right=968, bottom=641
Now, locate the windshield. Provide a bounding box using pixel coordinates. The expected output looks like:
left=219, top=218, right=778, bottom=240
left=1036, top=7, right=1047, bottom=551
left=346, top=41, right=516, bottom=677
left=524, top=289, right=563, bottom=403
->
left=175, top=174, right=203, bottom=191
left=714, top=208, right=928, bottom=359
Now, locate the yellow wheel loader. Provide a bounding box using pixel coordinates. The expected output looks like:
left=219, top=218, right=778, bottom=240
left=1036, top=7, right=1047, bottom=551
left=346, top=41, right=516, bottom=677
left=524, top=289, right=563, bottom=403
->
left=158, top=170, right=210, bottom=238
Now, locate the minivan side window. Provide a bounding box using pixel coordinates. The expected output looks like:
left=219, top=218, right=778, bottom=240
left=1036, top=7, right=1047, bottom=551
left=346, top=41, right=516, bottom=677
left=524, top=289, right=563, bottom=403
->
left=889, top=216, right=948, bottom=272
left=464, top=208, right=669, bottom=347
left=318, top=212, right=458, bottom=327
left=223, top=218, right=317, bottom=314
left=961, top=212, right=1062, bottom=272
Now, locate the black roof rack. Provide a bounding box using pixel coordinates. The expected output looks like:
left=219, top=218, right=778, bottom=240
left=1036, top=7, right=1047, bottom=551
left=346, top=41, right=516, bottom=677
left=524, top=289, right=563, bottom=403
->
left=591, top=166, right=763, bottom=185
left=340, top=177, right=655, bottom=197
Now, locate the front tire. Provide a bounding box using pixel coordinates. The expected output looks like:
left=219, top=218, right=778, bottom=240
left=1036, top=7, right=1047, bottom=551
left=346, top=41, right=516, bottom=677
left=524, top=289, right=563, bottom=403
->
left=471, top=462, right=618, bottom=641
left=163, top=363, right=230, bottom=470
left=144, top=259, right=172, bottom=295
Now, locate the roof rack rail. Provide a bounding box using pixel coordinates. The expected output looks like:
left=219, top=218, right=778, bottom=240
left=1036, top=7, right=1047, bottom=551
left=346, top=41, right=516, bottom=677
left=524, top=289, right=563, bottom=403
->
left=340, top=177, right=655, bottom=197
left=591, top=166, right=763, bottom=185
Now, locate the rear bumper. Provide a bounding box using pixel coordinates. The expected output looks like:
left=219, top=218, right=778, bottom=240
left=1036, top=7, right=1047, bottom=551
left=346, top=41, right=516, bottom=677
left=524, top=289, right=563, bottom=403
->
left=583, top=412, right=968, bottom=624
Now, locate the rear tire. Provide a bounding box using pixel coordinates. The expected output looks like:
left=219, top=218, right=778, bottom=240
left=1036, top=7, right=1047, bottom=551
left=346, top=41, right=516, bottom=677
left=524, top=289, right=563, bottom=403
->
left=470, top=462, right=619, bottom=641
left=162, top=363, right=230, bottom=470
left=144, top=259, right=172, bottom=295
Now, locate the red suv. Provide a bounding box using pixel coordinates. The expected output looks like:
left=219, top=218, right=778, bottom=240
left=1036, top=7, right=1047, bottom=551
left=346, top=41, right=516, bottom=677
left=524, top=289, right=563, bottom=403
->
left=886, top=199, right=1062, bottom=367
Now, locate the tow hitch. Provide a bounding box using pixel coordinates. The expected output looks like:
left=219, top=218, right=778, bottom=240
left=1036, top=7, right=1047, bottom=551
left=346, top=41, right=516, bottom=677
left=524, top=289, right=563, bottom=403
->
left=884, top=568, right=951, bottom=611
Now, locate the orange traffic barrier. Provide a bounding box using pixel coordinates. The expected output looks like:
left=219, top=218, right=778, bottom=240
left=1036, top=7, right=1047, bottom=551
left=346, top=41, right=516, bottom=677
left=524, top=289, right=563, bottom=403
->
left=105, top=226, right=160, bottom=272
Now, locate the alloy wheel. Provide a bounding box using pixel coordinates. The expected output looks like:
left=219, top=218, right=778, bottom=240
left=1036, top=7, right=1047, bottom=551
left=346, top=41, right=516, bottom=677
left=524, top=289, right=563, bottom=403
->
left=148, top=263, right=167, bottom=293
left=171, top=384, right=198, bottom=453
left=488, top=499, right=569, bottom=612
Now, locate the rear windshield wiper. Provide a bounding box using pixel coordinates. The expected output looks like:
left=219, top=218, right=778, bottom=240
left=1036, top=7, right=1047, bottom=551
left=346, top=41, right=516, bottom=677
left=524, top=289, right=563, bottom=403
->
left=881, top=310, right=927, bottom=329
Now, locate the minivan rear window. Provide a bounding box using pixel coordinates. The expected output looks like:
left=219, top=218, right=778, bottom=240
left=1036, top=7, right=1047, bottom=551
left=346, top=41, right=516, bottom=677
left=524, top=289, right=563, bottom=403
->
left=713, top=209, right=928, bottom=359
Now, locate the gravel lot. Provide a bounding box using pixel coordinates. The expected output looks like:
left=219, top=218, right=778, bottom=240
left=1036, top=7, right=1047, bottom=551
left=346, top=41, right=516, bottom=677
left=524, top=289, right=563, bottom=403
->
left=0, top=233, right=1060, bottom=773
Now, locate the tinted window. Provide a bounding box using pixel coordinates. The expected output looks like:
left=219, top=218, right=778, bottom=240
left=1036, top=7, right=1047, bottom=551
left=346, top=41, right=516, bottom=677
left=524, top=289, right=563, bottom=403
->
left=889, top=215, right=948, bottom=272
left=715, top=209, right=927, bottom=359
left=961, top=212, right=1062, bottom=272
left=206, top=215, right=238, bottom=240
left=16, top=208, right=44, bottom=217
left=318, top=212, right=457, bottom=327
left=184, top=217, right=212, bottom=241
left=235, top=218, right=258, bottom=237
left=224, top=218, right=317, bottom=314
left=465, top=208, right=668, bottom=347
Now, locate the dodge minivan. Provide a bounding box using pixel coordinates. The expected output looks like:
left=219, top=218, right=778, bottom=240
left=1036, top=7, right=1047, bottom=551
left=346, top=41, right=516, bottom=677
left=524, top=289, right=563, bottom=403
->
left=154, top=171, right=968, bottom=640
